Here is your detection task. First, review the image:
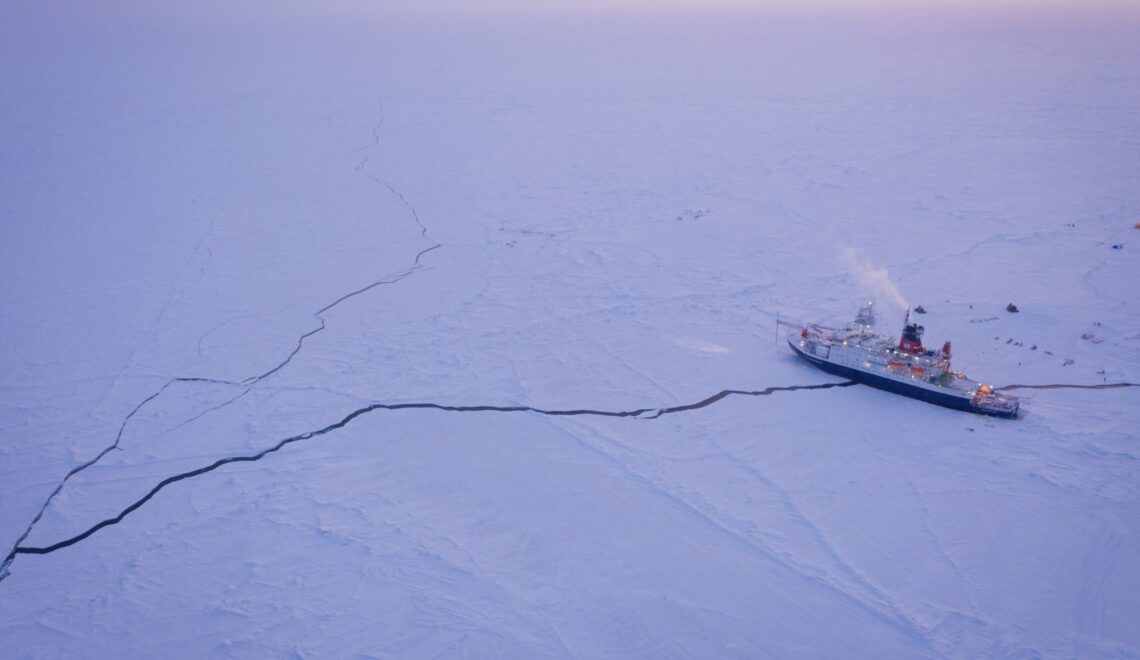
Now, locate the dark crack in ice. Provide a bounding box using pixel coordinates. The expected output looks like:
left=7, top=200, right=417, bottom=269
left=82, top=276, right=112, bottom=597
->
left=1, top=104, right=439, bottom=581
left=4, top=380, right=857, bottom=565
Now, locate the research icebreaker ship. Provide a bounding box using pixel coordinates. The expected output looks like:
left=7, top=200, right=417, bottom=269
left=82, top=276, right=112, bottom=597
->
left=788, top=303, right=1019, bottom=418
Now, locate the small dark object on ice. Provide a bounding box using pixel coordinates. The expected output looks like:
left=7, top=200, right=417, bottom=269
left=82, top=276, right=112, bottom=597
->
left=1112, top=244, right=1123, bottom=250
left=1006, top=303, right=1019, bottom=313
left=914, top=305, right=927, bottom=314
left=1063, top=358, right=1075, bottom=366
left=1030, top=345, right=1037, bottom=350
left=1006, top=338, right=1013, bottom=344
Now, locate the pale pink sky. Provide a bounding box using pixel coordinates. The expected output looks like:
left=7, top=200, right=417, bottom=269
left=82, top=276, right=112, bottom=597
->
left=55, top=0, right=1140, bottom=20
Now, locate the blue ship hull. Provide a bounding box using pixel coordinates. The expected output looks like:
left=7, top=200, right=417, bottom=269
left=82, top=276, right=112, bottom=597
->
left=789, top=338, right=1017, bottom=418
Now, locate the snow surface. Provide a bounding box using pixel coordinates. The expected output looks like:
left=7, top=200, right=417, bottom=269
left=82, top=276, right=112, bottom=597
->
left=2, top=3, right=1139, bottom=657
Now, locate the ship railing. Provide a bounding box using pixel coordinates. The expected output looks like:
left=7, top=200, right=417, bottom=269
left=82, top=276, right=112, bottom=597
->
left=972, top=393, right=1019, bottom=412
left=789, top=331, right=832, bottom=359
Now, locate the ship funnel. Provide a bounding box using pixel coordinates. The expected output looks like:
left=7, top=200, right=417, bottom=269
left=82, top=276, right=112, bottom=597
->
left=898, top=319, right=925, bottom=354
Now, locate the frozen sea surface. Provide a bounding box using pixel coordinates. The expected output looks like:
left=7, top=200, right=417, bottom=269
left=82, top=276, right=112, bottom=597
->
left=2, top=4, right=1139, bottom=657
